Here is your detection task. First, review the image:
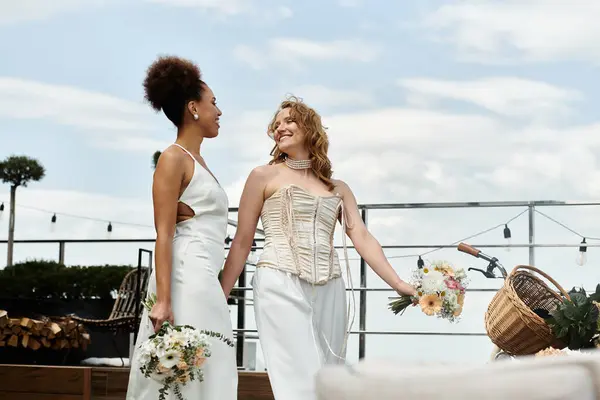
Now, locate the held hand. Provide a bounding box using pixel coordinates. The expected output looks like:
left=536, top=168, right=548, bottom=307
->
left=395, top=281, right=417, bottom=297
left=148, top=301, right=174, bottom=332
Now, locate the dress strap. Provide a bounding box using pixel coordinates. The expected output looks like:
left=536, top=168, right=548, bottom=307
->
left=319, top=198, right=356, bottom=363
left=339, top=200, right=356, bottom=358
left=172, top=143, right=197, bottom=163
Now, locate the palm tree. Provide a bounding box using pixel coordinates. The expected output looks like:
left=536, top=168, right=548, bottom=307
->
left=0, top=155, right=45, bottom=267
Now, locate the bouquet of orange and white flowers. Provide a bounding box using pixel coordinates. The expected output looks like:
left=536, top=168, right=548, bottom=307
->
left=388, top=260, right=469, bottom=322
left=137, top=293, right=234, bottom=400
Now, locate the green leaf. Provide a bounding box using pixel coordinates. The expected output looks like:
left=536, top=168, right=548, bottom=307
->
left=571, top=292, right=588, bottom=307
left=562, top=304, right=579, bottom=321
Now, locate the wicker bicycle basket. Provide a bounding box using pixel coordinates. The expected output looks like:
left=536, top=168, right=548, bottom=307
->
left=484, top=265, right=570, bottom=356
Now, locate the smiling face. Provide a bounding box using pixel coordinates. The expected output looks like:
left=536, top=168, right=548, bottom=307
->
left=270, top=107, right=307, bottom=155
left=187, top=83, right=222, bottom=138
left=267, top=96, right=335, bottom=189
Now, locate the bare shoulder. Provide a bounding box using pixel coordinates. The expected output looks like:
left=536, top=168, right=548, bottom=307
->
left=154, top=146, right=185, bottom=172
left=240, top=164, right=279, bottom=204
left=332, top=179, right=352, bottom=195
left=248, top=164, right=278, bottom=183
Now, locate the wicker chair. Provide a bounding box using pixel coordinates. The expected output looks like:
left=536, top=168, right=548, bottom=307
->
left=70, top=267, right=150, bottom=364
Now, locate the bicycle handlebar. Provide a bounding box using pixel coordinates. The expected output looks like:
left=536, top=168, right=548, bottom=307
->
left=457, top=242, right=481, bottom=258
left=456, top=242, right=508, bottom=279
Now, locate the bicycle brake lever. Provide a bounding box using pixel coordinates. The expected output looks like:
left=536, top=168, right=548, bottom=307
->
left=468, top=267, right=497, bottom=279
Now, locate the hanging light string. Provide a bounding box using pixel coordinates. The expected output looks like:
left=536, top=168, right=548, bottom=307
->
left=0, top=201, right=152, bottom=229
left=534, top=209, right=600, bottom=241
left=342, top=207, right=530, bottom=262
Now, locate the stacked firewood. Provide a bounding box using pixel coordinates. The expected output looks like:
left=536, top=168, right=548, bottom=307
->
left=0, top=310, right=91, bottom=351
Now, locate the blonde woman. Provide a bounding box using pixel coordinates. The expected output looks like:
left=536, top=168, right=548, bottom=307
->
left=220, top=97, right=415, bottom=400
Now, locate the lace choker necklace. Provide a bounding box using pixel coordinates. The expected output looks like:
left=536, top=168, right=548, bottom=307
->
left=285, top=158, right=312, bottom=170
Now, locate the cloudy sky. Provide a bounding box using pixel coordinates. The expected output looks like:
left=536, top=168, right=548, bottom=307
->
left=1, top=0, right=600, bottom=365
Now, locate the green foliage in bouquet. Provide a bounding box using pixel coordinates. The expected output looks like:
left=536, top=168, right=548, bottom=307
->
left=388, top=295, right=414, bottom=315
left=547, top=285, right=600, bottom=350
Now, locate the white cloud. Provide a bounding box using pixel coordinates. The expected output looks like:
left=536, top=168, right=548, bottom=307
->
left=0, top=0, right=107, bottom=26
left=0, top=77, right=167, bottom=151
left=233, top=46, right=265, bottom=70
left=423, top=1, right=600, bottom=64
left=276, top=6, right=293, bottom=18
left=397, top=77, right=582, bottom=120
left=146, top=0, right=292, bottom=21
left=213, top=76, right=599, bottom=205
left=90, top=134, right=172, bottom=154
left=337, top=0, right=362, bottom=7
left=289, top=85, right=375, bottom=108
left=234, top=38, right=382, bottom=70
left=0, top=0, right=287, bottom=25
left=0, top=78, right=153, bottom=131
left=146, top=0, right=251, bottom=15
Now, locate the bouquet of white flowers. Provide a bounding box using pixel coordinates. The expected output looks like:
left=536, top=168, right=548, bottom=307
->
left=137, top=293, right=234, bottom=400
left=388, top=261, right=469, bottom=322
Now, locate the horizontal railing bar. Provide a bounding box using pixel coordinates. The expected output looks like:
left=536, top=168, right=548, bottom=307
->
left=0, top=239, right=265, bottom=244
left=231, top=287, right=502, bottom=292
left=356, top=200, right=600, bottom=210
left=1, top=240, right=597, bottom=250
left=379, top=243, right=600, bottom=249
left=227, top=200, right=600, bottom=212
left=231, top=328, right=486, bottom=336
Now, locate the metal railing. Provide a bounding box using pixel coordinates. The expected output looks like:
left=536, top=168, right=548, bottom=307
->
left=2, top=199, right=600, bottom=367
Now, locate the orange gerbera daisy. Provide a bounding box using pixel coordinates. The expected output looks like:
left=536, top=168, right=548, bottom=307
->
left=419, top=294, right=442, bottom=316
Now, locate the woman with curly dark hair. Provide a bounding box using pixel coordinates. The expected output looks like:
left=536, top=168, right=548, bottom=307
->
left=220, top=96, right=416, bottom=399
left=127, top=55, right=237, bottom=399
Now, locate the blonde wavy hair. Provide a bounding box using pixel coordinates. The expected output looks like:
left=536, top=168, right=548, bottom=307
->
left=267, top=96, right=334, bottom=190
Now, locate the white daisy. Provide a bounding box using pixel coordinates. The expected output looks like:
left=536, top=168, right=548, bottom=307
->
left=159, top=350, right=181, bottom=369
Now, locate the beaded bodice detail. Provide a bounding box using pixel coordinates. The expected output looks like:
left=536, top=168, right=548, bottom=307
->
left=256, top=185, right=343, bottom=285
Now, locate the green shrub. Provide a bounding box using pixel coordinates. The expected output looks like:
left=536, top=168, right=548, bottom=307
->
left=0, top=259, right=133, bottom=300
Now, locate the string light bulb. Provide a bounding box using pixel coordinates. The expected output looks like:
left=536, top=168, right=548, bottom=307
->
left=417, top=256, right=424, bottom=269
left=50, top=213, right=57, bottom=232
left=107, top=222, right=112, bottom=233
left=0, top=202, right=4, bottom=212
left=576, top=238, right=587, bottom=266
left=503, top=224, right=512, bottom=252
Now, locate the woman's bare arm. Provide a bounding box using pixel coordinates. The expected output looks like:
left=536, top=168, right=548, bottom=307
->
left=335, top=180, right=416, bottom=296
left=152, top=150, right=184, bottom=306
left=220, top=167, right=268, bottom=297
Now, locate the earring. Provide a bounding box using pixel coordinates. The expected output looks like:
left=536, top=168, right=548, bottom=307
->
left=193, top=114, right=199, bottom=120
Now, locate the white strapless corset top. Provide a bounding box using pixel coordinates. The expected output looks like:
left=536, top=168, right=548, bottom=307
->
left=256, top=184, right=343, bottom=285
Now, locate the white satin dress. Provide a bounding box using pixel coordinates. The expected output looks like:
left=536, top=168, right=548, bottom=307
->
left=252, top=184, right=353, bottom=400
left=127, top=144, right=237, bottom=399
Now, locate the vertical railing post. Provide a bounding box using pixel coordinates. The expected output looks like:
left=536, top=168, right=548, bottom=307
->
left=528, top=204, right=535, bottom=266
left=236, top=265, right=246, bottom=369
left=358, top=208, right=368, bottom=359
left=133, top=248, right=152, bottom=345
left=58, top=241, right=65, bottom=265
left=135, top=249, right=143, bottom=344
